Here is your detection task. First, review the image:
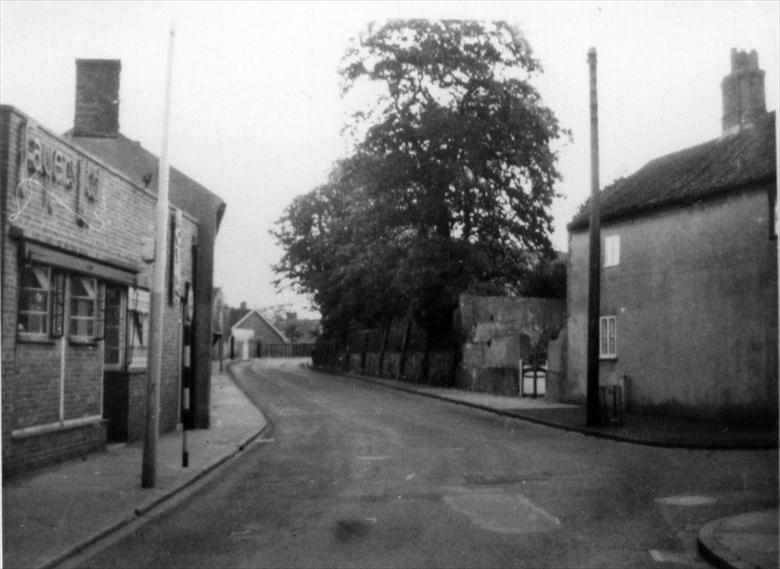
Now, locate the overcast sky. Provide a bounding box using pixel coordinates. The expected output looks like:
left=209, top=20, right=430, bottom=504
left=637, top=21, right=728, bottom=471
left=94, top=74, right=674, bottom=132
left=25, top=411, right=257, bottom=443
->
left=1, top=1, right=778, bottom=317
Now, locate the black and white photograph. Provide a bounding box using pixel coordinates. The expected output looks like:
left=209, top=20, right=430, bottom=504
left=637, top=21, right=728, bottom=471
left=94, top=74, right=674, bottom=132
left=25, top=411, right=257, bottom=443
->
left=1, top=1, right=778, bottom=568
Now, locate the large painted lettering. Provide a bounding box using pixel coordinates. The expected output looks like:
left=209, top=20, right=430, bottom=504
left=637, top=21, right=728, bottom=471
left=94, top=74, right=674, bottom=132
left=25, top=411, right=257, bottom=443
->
left=24, top=123, right=101, bottom=227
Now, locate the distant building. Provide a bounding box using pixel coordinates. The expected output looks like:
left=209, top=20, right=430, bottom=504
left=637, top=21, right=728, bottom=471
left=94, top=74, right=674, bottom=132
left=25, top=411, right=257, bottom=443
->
left=565, top=49, right=777, bottom=424
left=230, top=309, right=290, bottom=359
left=1, top=59, right=225, bottom=476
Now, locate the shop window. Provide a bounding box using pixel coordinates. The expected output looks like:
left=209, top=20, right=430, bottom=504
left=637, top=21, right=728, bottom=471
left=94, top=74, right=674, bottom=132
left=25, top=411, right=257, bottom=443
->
left=104, top=285, right=125, bottom=366
left=128, top=287, right=150, bottom=368
left=599, top=315, right=617, bottom=359
left=51, top=272, right=66, bottom=337
left=69, top=276, right=100, bottom=340
left=19, top=265, right=51, bottom=336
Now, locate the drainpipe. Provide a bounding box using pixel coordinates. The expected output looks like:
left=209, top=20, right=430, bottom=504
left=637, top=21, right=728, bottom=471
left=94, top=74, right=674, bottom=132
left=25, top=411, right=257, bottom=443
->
left=189, top=240, right=199, bottom=425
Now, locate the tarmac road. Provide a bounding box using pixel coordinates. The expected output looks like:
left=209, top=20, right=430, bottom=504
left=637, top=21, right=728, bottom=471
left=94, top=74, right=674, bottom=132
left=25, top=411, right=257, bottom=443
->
left=76, top=359, right=778, bottom=569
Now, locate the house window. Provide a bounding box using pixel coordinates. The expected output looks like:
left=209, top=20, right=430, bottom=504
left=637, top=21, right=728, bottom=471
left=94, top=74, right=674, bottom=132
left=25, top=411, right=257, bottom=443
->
left=604, top=235, right=620, bottom=267
left=128, top=287, right=150, bottom=368
left=104, top=285, right=124, bottom=366
left=19, top=265, right=51, bottom=336
left=69, top=276, right=98, bottom=339
left=599, top=316, right=617, bottom=359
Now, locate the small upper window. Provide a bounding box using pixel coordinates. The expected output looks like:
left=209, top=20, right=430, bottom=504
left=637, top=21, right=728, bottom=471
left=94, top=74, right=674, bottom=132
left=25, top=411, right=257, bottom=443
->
left=19, top=266, right=50, bottom=335
left=604, top=235, right=620, bottom=267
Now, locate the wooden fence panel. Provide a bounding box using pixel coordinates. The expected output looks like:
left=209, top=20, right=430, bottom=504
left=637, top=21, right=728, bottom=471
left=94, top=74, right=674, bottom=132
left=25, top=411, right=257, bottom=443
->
left=259, top=343, right=314, bottom=358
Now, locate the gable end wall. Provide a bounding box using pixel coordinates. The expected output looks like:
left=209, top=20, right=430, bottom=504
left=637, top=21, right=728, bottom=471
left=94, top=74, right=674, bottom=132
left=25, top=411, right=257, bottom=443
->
left=565, top=185, right=778, bottom=424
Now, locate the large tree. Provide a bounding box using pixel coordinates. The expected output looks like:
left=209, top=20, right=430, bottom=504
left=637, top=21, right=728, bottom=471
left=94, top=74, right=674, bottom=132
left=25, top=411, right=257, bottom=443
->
left=272, top=157, right=411, bottom=340
left=274, top=19, right=566, bottom=341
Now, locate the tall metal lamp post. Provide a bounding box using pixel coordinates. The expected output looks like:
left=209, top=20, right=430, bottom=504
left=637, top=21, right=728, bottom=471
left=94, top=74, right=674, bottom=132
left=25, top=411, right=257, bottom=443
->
left=142, top=21, right=176, bottom=489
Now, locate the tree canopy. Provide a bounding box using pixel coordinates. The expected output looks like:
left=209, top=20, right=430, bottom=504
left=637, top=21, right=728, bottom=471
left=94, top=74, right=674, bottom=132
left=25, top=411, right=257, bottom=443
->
left=273, top=19, right=566, bottom=342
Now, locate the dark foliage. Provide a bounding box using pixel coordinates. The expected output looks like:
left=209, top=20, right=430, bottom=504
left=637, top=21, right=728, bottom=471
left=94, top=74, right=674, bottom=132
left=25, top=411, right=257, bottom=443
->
left=273, top=20, right=566, bottom=343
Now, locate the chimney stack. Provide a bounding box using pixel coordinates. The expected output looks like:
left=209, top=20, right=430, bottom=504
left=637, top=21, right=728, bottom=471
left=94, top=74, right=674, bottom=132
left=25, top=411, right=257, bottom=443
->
left=74, top=59, right=121, bottom=138
left=721, top=49, right=766, bottom=136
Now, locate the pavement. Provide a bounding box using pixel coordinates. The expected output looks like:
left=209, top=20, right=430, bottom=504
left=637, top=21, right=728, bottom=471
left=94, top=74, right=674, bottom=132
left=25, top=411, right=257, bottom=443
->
left=1, top=358, right=777, bottom=569
left=2, top=362, right=268, bottom=569
left=348, top=372, right=780, bottom=451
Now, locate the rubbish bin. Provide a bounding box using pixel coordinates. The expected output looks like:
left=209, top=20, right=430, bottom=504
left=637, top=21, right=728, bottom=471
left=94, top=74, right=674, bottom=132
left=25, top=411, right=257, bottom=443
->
left=599, top=385, right=624, bottom=427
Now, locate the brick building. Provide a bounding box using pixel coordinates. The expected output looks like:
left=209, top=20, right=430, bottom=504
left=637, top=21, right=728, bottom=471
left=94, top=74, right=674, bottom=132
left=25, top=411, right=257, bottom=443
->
left=1, top=60, right=225, bottom=477
left=565, top=49, right=777, bottom=424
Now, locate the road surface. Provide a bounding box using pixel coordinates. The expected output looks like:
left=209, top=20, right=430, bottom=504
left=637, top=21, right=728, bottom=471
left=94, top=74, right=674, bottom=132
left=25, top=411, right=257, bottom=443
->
left=78, top=358, right=778, bottom=568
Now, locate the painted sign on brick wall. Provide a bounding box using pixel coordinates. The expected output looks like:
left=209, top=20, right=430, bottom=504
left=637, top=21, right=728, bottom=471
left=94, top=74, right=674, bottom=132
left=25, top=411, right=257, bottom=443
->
left=19, top=121, right=104, bottom=229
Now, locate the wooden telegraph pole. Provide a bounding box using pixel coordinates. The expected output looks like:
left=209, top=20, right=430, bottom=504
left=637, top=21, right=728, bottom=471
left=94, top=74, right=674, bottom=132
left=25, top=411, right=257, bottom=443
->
left=586, top=48, right=602, bottom=427
left=143, top=21, right=176, bottom=488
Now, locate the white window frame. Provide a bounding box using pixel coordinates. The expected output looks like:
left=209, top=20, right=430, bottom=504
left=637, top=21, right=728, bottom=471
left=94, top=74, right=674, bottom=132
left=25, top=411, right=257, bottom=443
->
left=128, top=287, right=150, bottom=369
left=69, top=275, right=98, bottom=341
left=599, top=315, right=617, bottom=359
left=18, top=265, right=51, bottom=337
left=604, top=234, right=620, bottom=268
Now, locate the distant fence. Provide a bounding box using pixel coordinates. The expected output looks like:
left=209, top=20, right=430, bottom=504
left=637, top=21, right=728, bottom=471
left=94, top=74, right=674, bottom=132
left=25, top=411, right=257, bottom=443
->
left=217, top=341, right=315, bottom=360
left=260, top=343, right=314, bottom=358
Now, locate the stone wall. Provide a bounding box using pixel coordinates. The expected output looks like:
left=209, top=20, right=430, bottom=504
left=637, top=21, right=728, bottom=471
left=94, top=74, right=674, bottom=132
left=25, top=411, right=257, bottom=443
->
left=455, top=295, right=566, bottom=396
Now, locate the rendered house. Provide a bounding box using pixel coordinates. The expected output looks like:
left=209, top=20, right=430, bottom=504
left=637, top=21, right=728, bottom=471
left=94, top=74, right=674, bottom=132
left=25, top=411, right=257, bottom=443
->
left=564, top=49, right=777, bottom=424
left=0, top=60, right=225, bottom=476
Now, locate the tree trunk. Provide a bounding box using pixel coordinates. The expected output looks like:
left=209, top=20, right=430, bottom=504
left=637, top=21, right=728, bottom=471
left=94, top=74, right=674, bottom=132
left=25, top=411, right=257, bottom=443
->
left=443, top=308, right=459, bottom=388
left=378, top=318, right=392, bottom=378
left=344, top=331, right=354, bottom=372
left=421, top=328, right=431, bottom=384
left=360, top=331, right=369, bottom=375
left=396, top=318, right=412, bottom=381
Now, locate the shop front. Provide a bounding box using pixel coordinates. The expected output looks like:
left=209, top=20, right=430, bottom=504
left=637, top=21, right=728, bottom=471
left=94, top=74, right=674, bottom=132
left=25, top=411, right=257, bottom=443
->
left=1, top=107, right=195, bottom=476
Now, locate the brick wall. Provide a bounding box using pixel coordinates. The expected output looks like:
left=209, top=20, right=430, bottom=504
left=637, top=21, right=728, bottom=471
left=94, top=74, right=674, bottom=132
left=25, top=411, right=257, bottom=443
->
left=3, top=421, right=106, bottom=479
left=160, top=301, right=182, bottom=434
left=12, top=116, right=156, bottom=275
left=2, top=108, right=22, bottom=466
left=1, top=106, right=199, bottom=475
left=13, top=343, right=61, bottom=428
left=64, top=343, right=102, bottom=419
